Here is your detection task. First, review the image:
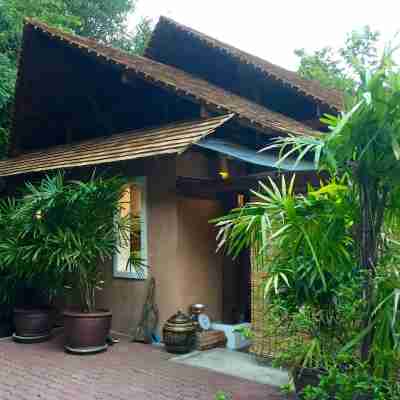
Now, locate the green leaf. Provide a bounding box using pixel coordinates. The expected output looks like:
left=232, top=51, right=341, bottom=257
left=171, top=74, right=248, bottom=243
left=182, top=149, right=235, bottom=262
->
left=392, top=136, right=400, bottom=160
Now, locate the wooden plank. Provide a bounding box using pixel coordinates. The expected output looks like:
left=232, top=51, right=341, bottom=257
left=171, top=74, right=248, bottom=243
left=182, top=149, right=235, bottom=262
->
left=5, top=115, right=231, bottom=163
left=196, top=330, right=227, bottom=351
left=0, top=115, right=234, bottom=177
left=27, top=20, right=319, bottom=138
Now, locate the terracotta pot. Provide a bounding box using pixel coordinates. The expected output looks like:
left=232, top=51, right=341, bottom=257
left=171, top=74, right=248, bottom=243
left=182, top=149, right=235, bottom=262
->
left=63, top=309, right=112, bottom=352
left=13, top=308, right=52, bottom=338
left=293, top=367, right=327, bottom=395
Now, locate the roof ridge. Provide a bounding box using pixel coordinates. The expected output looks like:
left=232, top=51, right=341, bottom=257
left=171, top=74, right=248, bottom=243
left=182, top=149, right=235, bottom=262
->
left=25, top=17, right=151, bottom=63
left=13, top=19, right=320, bottom=148
left=153, top=16, right=343, bottom=110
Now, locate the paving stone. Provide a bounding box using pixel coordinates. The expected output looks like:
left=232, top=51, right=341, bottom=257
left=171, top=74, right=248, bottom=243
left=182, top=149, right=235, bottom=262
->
left=0, top=333, right=287, bottom=400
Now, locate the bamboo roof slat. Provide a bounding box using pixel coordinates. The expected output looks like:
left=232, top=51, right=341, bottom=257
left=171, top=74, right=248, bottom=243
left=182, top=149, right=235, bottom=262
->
left=0, top=114, right=233, bottom=177
left=19, top=19, right=321, bottom=140
left=146, top=17, right=343, bottom=111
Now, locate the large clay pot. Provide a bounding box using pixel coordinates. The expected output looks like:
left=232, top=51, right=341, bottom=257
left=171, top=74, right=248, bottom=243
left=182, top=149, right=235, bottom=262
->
left=13, top=308, right=53, bottom=341
left=163, top=310, right=196, bottom=354
left=0, top=321, right=12, bottom=338
left=63, top=309, right=112, bottom=354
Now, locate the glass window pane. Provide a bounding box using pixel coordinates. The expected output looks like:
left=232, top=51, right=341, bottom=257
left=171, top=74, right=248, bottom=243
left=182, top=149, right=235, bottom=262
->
left=113, top=178, right=147, bottom=279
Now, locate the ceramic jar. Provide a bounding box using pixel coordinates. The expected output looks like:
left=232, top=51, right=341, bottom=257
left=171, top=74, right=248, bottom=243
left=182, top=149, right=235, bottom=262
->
left=163, top=310, right=196, bottom=354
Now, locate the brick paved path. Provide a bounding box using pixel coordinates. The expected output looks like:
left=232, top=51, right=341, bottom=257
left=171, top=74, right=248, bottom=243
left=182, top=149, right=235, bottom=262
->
left=0, top=334, right=286, bottom=400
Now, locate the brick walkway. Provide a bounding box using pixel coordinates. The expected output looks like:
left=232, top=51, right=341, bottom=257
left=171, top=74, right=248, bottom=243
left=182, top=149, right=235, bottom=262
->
left=0, top=333, right=287, bottom=400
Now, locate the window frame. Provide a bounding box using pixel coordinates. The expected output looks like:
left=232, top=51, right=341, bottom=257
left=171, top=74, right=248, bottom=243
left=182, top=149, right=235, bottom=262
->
left=113, top=176, right=148, bottom=280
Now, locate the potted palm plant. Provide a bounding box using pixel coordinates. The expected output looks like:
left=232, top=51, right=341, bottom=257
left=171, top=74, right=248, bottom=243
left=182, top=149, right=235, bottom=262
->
left=1, top=173, right=133, bottom=352
left=0, top=197, right=64, bottom=342
left=0, top=272, right=14, bottom=338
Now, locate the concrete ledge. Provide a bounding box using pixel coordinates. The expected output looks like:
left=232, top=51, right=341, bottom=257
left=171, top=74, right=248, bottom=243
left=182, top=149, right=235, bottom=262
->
left=171, top=347, right=289, bottom=387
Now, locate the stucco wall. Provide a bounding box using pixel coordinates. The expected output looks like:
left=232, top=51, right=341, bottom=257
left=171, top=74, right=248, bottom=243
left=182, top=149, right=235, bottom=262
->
left=176, top=149, right=216, bottom=179
left=97, top=155, right=224, bottom=336
left=97, top=156, right=180, bottom=335
left=177, top=197, right=224, bottom=322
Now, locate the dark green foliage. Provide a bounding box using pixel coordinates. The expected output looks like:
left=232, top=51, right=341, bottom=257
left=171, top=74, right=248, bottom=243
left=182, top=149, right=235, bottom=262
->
left=215, top=49, right=400, bottom=397
left=0, top=197, right=61, bottom=317
left=66, top=0, right=136, bottom=46
left=296, top=47, right=353, bottom=93
left=295, top=26, right=381, bottom=94
left=0, top=172, right=133, bottom=312
left=0, top=53, right=15, bottom=156
left=214, top=177, right=355, bottom=302
left=302, top=360, right=400, bottom=400
left=0, top=0, right=153, bottom=158
left=0, top=198, right=21, bottom=308
left=131, top=17, right=153, bottom=55
left=215, top=178, right=364, bottom=373
left=270, top=47, right=400, bottom=382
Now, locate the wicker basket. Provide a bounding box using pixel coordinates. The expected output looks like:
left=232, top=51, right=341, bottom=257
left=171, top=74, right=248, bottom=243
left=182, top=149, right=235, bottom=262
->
left=196, top=330, right=227, bottom=351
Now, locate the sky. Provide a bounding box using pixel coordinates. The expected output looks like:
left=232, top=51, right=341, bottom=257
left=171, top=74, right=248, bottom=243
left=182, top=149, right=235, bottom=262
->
left=130, top=0, right=399, bottom=71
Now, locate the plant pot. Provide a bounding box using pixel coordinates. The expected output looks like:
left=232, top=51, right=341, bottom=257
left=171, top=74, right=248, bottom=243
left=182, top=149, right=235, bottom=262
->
left=63, top=309, right=112, bottom=354
left=0, top=321, right=12, bottom=338
left=293, top=367, right=327, bottom=395
left=13, top=308, right=53, bottom=342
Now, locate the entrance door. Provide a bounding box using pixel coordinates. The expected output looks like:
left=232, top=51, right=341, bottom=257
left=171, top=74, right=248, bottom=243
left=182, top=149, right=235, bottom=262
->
left=220, top=192, right=251, bottom=324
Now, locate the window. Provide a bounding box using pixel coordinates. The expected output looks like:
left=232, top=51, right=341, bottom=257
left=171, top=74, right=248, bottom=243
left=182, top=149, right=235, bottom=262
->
left=113, top=177, right=148, bottom=279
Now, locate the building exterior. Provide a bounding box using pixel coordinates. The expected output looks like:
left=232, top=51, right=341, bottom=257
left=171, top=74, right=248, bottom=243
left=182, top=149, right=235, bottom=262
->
left=0, top=17, right=341, bottom=336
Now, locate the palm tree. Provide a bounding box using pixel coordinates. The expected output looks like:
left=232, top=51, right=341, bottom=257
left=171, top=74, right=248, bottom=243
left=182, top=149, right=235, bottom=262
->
left=269, top=47, right=400, bottom=365
left=214, top=47, right=400, bottom=376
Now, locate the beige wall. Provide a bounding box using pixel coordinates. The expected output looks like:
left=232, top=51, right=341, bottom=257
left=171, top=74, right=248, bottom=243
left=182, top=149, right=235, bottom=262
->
left=176, top=149, right=217, bottom=179
left=97, top=155, right=224, bottom=336
left=97, top=156, right=179, bottom=334
left=177, top=197, right=223, bottom=322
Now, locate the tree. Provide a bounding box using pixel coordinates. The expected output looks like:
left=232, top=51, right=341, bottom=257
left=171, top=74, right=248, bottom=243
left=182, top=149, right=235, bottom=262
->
left=0, top=54, right=16, bottom=155
left=295, top=26, right=381, bottom=93
left=271, top=48, right=400, bottom=375
left=130, top=17, right=153, bottom=56
left=0, top=0, right=153, bottom=157
left=215, top=46, right=400, bottom=380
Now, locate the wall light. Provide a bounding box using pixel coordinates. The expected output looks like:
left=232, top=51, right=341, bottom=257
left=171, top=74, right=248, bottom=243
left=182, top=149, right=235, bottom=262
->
left=219, top=156, right=230, bottom=180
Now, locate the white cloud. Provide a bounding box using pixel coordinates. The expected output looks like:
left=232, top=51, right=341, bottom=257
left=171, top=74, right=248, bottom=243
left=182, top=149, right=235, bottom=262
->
left=130, top=0, right=399, bottom=71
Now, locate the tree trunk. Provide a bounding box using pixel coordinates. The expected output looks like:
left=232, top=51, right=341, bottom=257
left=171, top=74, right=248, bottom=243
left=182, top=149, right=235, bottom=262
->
left=359, top=181, right=376, bottom=361
left=358, top=179, right=387, bottom=363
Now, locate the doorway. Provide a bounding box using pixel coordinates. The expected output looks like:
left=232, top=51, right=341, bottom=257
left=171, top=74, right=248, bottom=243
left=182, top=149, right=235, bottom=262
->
left=220, top=192, right=251, bottom=324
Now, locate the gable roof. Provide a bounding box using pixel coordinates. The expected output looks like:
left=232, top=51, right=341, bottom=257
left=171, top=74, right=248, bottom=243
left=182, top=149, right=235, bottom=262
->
left=146, top=16, right=343, bottom=112
left=11, top=19, right=319, bottom=152
left=0, top=115, right=233, bottom=177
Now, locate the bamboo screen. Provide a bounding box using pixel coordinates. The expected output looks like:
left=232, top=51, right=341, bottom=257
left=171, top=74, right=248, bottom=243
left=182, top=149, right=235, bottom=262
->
left=250, top=243, right=296, bottom=360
